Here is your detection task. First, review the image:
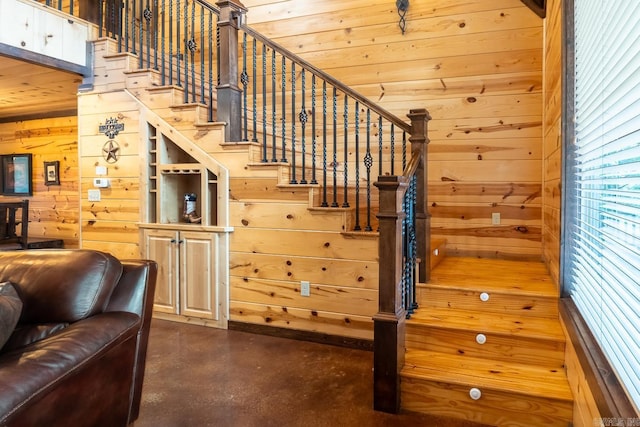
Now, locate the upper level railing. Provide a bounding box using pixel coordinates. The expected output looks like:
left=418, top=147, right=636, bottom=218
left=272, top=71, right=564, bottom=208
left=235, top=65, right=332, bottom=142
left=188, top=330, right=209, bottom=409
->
left=31, top=0, right=430, bottom=413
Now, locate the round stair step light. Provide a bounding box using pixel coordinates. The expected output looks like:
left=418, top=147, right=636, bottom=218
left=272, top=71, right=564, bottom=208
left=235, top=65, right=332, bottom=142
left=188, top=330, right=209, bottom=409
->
left=475, top=333, right=487, bottom=345
left=479, top=292, right=490, bottom=302
left=433, top=248, right=439, bottom=256
left=469, top=387, right=482, bottom=400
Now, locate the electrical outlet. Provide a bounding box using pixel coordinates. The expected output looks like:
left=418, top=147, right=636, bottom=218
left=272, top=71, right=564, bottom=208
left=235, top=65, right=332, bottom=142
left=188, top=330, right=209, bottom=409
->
left=491, top=212, right=500, bottom=225
left=88, top=189, right=101, bottom=202
left=300, top=280, right=310, bottom=297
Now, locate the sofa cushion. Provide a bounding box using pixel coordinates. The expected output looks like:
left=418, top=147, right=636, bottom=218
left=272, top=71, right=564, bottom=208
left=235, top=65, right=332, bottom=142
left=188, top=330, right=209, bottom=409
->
left=0, top=250, right=123, bottom=323
left=0, top=282, right=22, bottom=350
left=2, top=323, right=68, bottom=352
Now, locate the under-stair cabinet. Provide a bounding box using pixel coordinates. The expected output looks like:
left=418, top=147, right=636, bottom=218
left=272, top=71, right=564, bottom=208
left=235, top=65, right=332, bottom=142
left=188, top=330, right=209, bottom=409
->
left=139, top=122, right=231, bottom=329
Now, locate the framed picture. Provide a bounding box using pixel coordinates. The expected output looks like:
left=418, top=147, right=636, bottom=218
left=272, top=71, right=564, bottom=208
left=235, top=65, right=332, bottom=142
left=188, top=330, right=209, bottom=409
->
left=44, top=161, right=60, bottom=186
left=1, top=154, right=32, bottom=196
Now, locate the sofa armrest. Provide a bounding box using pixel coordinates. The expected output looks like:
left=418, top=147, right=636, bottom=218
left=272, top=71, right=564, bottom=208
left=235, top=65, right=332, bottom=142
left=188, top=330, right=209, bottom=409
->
left=106, top=259, right=158, bottom=424
left=0, top=312, right=140, bottom=426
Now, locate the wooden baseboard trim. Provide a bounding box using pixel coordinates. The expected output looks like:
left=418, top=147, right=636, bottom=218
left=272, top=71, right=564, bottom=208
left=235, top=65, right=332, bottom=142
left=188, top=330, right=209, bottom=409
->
left=560, top=298, right=638, bottom=418
left=228, top=321, right=373, bottom=351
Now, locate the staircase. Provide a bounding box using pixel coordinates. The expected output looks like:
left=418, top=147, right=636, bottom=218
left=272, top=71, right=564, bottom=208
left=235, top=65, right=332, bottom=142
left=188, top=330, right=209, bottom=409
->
left=402, top=257, right=572, bottom=426
left=86, top=4, right=573, bottom=424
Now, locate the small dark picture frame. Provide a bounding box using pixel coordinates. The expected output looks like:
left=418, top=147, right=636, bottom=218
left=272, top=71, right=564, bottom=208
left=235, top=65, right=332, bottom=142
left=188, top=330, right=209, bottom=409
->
left=1, top=154, right=33, bottom=196
left=44, top=161, right=60, bottom=186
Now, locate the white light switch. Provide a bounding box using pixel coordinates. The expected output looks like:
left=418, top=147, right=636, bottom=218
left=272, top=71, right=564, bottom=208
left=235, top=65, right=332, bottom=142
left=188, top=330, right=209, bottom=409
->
left=88, top=189, right=101, bottom=201
left=96, top=166, right=107, bottom=176
left=491, top=212, right=500, bottom=225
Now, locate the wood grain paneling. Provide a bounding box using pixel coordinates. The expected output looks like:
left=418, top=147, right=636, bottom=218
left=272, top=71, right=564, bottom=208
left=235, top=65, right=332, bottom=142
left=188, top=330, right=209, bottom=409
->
left=242, top=0, right=544, bottom=259
left=542, top=0, right=562, bottom=288
left=0, top=116, right=80, bottom=247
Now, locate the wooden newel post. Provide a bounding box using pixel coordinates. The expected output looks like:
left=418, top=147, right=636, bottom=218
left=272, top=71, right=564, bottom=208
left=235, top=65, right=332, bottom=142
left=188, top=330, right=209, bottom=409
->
left=407, top=108, right=432, bottom=284
left=373, top=176, right=408, bottom=413
left=216, top=0, right=247, bottom=142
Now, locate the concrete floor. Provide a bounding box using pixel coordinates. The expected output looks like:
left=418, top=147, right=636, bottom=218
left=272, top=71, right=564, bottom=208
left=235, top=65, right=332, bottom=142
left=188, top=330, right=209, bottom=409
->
left=136, top=319, right=490, bottom=427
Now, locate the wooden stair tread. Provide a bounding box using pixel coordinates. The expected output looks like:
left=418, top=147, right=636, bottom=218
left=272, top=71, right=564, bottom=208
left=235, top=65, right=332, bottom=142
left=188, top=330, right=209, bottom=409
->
left=402, top=350, right=572, bottom=402
left=407, top=306, right=565, bottom=341
left=426, top=257, right=557, bottom=297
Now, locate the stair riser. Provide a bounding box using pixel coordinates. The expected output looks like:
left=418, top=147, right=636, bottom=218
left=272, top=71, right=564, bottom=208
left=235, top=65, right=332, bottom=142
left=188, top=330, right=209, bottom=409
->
left=406, top=326, right=565, bottom=368
left=125, top=71, right=163, bottom=89
left=416, top=287, right=559, bottom=318
left=142, top=87, right=187, bottom=108
left=401, top=377, right=572, bottom=427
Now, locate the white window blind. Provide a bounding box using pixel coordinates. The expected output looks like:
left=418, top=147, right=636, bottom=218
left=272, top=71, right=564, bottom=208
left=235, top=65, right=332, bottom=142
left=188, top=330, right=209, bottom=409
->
left=567, top=0, right=640, bottom=411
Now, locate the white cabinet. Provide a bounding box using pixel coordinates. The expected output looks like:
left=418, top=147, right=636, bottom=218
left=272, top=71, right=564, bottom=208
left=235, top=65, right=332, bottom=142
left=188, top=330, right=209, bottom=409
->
left=142, top=227, right=227, bottom=328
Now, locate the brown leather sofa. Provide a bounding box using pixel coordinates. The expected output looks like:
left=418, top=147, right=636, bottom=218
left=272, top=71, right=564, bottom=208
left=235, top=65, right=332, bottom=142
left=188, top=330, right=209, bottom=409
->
left=0, top=249, right=157, bottom=427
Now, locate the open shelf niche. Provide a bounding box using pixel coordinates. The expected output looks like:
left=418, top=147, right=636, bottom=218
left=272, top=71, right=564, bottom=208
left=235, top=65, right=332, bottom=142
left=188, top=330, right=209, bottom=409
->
left=147, top=123, right=218, bottom=226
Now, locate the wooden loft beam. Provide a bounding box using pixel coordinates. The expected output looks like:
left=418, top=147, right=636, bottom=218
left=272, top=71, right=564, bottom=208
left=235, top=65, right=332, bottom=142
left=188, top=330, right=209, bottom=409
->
left=521, top=0, right=546, bottom=18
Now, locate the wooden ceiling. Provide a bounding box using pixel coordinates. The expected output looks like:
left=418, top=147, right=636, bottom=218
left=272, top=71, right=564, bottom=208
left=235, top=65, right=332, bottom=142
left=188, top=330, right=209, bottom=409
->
left=0, top=55, right=82, bottom=123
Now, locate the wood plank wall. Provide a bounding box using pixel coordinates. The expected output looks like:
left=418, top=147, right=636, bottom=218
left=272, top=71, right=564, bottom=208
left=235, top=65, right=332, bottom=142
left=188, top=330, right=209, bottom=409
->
left=543, top=0, right=563, bottom=287
left=242, top=0, right=545, bottom=259
left=77, top=89, right=144, bottom=260
left=0, top=116, right=80, bottom=247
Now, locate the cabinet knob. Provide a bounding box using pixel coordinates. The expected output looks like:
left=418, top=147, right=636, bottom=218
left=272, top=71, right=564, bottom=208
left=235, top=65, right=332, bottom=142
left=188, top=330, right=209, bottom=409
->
left=178, top=239, right=184, bottom=244
left=170, top=239, right=177, bottom=243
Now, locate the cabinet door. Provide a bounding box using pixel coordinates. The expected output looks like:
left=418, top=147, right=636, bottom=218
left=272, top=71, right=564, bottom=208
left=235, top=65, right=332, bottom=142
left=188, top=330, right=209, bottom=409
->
left=143, top=229, right=180, bottom=315
left=179, top=231, right=218, bottom=320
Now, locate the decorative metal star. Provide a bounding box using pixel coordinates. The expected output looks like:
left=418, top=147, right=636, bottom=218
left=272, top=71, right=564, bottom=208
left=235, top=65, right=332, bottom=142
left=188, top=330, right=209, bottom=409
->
left=102, top=140, right=120, bottom=163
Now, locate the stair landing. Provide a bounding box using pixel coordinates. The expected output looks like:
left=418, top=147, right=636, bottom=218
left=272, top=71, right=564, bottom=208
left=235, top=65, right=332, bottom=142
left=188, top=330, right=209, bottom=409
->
left=403, top=257, right=572, bottom=427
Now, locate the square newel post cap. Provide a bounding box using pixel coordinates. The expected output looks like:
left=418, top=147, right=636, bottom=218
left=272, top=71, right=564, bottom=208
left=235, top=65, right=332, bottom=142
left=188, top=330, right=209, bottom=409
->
left=216, top=0, right=248, bottom=24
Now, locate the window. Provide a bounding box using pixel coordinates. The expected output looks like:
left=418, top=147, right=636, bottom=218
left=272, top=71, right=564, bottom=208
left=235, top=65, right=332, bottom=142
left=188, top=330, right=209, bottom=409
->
left=564, top=0, right=640, bottom=411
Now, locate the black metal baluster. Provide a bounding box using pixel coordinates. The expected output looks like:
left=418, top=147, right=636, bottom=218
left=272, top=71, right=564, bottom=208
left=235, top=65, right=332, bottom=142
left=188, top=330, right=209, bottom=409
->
left=118, top=0, right=124, bottom=50
left=168, top=0, right=173, bottom=83
left=130, top=0, right=138, bottom=55
left=99, top=0, right=103, bottom=38
left=321, top=80, right=328, bottom=207
left=390, top=123, right=395, bottom=175
left=281, top=56, right=287, bottom=162
left=311, top=74, right=317, bottom=185
left=378, top=116, right=383, bottom=177
left=117, top=0, right=123, bottom=51
left=262, top=43, right=268, bottom=162
left=364, top=109, right=373, bottom=231
left=208, top=12, right=213, bottom=122
left=299, top=69, right=307, bottom=184
left=176, top=0, right=181, bottom=87
left=290, top=62, right=297, bottom=183
left=271, top=49, right=276, bottom=162
left=189, top=1, right=196, bottom=103
left=331, top=86, right=338, bottom=207
left=138, top=0, right=144, bottom=68
left=402, top=129, right=407, bottom=170
left=154, top=0, right=159, bottom=70
left=241, top=33, right=249, bottom=141
left=216, top=25, right=220, bottom=86
left=183, top=0, right=190, bottom=103
left=410, top=174, right=418, bottom=312
left=252, top=37, right=258, bottom=142
left=342, top=95, right=349, bottom=208
left=200, top=6, right=205, bottom=104
left=144, top=0, right=151, bottom=68
left=354, top=101, right=360, bottom=230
